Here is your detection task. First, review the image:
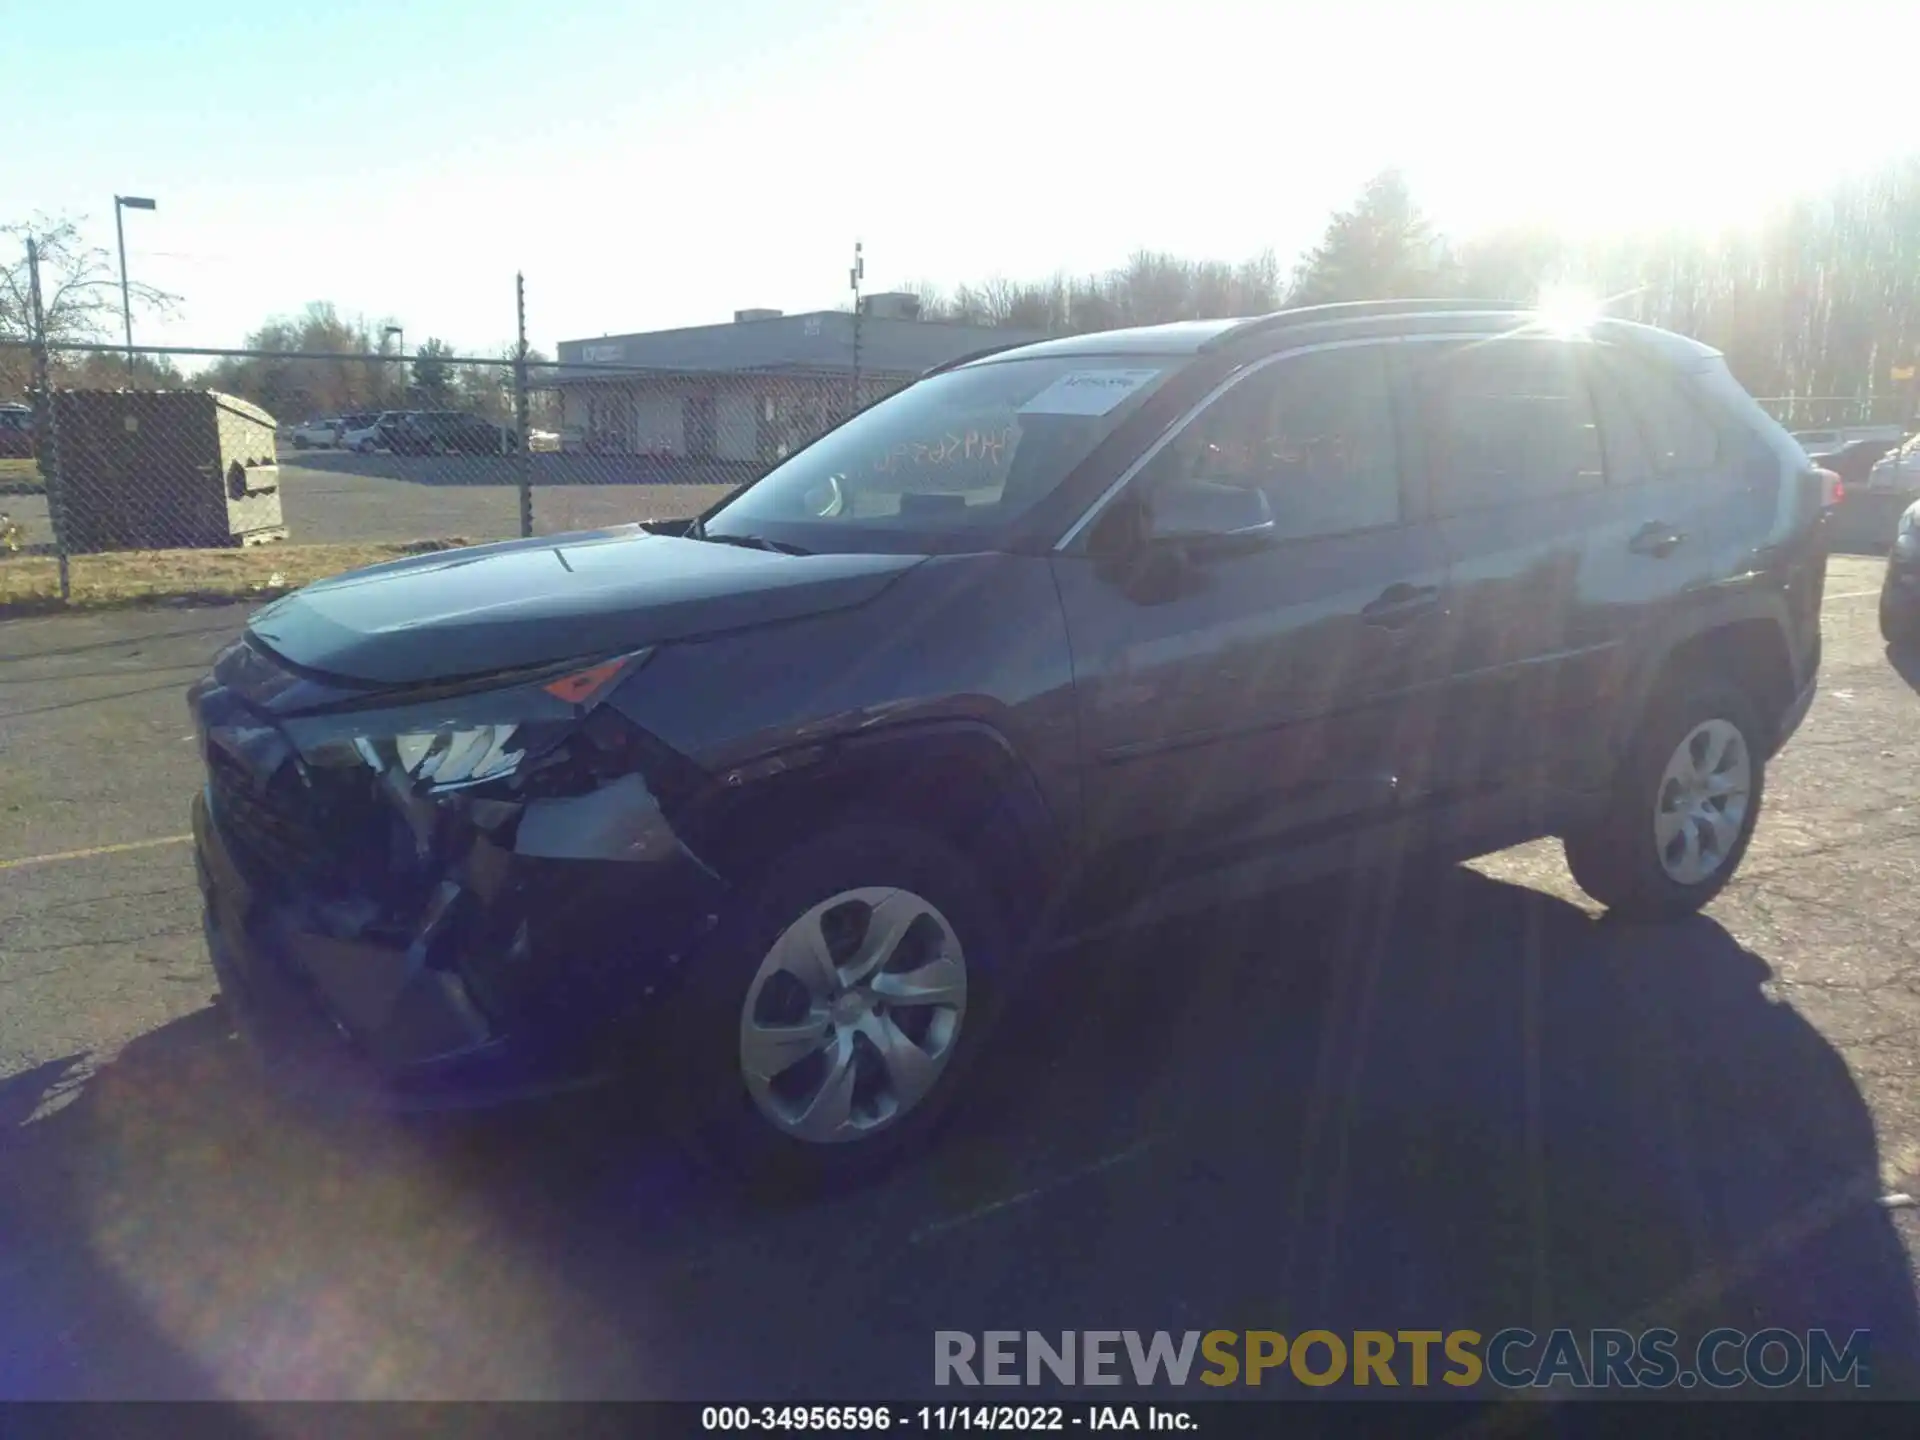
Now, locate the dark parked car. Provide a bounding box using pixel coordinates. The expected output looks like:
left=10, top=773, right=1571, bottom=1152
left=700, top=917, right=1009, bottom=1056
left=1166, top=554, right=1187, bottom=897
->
left=0, top=403, right=34, bottom=460
left=188, top=301, right=1829, bottom=1186
left=1808, top=437, right=1895, bottom=493
left=383, top=409, right=516, bottom=455
left=1880, top=496, right=1920, bottom=646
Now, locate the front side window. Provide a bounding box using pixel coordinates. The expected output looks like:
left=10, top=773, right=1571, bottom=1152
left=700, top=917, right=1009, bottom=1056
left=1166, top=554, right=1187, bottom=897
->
left=1411, top=338, right=1605, bottom=513
left=703, top=356, right=1181, bottom=549
left=1139, top=345, right=1402, bottom=540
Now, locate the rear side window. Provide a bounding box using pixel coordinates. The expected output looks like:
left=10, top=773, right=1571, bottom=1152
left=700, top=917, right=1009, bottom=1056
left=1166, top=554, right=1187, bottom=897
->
left=1146, top=344, right=1401, bottom=541
left=1593, top=348, right=1721, bottom=477
left=1409, top=338, right=1604, bottom=513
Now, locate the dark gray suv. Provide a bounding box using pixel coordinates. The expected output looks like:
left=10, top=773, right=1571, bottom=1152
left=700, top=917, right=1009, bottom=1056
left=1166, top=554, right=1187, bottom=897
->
left=188, top=301, right=1829, bottom=1186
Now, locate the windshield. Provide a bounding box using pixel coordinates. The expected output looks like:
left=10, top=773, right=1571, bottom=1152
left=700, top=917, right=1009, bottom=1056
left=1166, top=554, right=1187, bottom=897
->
left=702, top=356, right=1181, bottom=551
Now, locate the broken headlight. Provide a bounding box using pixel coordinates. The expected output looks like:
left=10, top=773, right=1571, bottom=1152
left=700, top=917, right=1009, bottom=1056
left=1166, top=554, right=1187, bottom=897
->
left=334, top=650, right=660, bottom=796
left=355, top=726, right=527, bottom=792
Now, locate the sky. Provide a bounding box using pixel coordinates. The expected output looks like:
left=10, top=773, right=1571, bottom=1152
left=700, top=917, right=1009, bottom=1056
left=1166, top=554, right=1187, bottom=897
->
left=5, top=0, right=1918, bottom=361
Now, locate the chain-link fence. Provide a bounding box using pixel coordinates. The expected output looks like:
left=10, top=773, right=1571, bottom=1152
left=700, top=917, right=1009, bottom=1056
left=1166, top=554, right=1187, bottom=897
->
left=2, top=325, right=921, bottom=605
left=0, top=239, right=955, bottom=601
left=1753, top=395, right=1914, bottom=431
left=10, top=241, right=1913, bottom=609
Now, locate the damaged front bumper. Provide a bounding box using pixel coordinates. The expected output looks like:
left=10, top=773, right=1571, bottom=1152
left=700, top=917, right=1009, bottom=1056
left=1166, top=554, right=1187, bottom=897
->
left=188, top=643, right=733, bottom=1113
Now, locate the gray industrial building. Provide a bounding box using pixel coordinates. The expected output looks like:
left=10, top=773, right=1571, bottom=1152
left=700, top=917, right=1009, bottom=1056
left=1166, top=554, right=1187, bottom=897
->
left=551, top=294, right=1045, bottom=463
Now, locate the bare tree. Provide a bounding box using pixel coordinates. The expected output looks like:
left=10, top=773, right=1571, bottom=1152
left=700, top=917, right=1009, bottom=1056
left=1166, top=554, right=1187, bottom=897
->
left=200, top=302, right=409, bottom=418
left=0, top=213, right=181, bottom=395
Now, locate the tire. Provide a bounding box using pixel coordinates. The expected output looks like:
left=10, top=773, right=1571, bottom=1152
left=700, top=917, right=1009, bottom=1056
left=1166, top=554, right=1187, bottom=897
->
left=662, top=823, right=1012, bottom=1194
left=293, top=436, right=309, bottom=450
left=1881, top=587, right=1919, bottom=649
left=1562, top=677, right=1767, bottom=921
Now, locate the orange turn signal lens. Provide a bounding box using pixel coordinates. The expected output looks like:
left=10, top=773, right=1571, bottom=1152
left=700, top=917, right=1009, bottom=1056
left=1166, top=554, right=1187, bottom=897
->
left=542, top=650, right=650, bottom=706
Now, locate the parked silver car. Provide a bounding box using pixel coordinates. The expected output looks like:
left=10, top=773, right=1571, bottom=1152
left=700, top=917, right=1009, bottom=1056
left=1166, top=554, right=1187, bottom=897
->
left=290, top=417, right=343, bottom=449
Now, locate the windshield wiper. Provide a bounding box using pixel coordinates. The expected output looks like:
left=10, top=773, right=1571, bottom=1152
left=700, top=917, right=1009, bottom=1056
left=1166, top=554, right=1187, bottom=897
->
left=696, top=531, right=812, bottom=557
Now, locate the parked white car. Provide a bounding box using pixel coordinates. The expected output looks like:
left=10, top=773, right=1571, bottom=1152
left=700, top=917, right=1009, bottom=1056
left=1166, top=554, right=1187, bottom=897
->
left=290, top=418, right=342, bottom=449
left=338, top=412, right=394, bottom=453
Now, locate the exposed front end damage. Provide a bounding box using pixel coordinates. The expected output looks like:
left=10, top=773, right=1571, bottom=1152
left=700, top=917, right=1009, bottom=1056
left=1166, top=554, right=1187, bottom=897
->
left=188, top=636, right=733, bottom=1110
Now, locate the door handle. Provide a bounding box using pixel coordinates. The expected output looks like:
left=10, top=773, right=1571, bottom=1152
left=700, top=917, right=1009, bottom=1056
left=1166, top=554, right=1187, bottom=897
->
left=1361, top=582, right=1441, bottom=630
left=1630, top=521, right=1687, bottom=557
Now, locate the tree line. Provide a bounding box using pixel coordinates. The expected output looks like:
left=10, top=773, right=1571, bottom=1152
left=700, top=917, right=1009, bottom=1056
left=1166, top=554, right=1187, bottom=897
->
left=9, top=157, right=1918, bottom=428
left=194, top=306, right=547, bottom=426
left=907, top=160, right=1920, bottom=420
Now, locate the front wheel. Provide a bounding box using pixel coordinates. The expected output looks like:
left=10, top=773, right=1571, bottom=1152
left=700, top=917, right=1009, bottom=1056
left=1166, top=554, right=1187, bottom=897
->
left=1563, top=678, right=1767, bottom=921
left=666, top=823, right=1009, bottom=1192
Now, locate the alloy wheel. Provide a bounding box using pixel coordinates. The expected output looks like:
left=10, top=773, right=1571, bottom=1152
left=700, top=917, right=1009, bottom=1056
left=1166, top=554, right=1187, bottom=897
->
left=738, top=887, right=968, bottom=1144
left=1653, top=718, right=1752, bottom=886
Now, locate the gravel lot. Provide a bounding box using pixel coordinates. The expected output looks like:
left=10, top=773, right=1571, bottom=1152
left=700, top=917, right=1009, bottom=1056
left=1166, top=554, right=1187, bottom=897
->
left=0, top=555, right=1915, bottom=1400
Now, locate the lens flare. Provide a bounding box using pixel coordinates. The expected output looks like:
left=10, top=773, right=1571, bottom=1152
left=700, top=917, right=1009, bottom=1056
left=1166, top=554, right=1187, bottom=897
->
left=1534, top=284, right=1603, bottom=334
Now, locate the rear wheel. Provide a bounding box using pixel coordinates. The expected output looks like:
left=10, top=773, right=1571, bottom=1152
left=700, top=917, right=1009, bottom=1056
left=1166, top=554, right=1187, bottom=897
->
left=1563, top=677, right=1766, bottom=921
left=666, top=823, right=1009, bottom=1192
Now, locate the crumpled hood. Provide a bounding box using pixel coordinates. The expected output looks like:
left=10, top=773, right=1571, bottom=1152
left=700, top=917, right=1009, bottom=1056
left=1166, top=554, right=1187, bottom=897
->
left=248, top=525, right=925, bottom=685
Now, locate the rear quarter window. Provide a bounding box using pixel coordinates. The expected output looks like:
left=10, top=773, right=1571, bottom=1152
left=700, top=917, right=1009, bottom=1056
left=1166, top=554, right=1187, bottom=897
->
left=1591, top=348, right=1723, bottom=479
left=1408, top=336, right=1605, bottom=513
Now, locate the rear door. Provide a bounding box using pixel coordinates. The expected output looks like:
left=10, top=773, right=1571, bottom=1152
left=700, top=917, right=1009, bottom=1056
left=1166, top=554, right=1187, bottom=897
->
left=1400, top=334, right=1619, bottom=800
left=1580, top=343, right=1783, bottom=767
left=1052, top=340, right=1453, bottom=886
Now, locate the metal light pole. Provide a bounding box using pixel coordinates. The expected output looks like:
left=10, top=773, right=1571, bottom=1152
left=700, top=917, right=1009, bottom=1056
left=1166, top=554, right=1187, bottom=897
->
left=113, top=195, right=157, bottom=378
left=849, top=240, right=864, bottom=415
left=382, top=325, right=405, bottom=403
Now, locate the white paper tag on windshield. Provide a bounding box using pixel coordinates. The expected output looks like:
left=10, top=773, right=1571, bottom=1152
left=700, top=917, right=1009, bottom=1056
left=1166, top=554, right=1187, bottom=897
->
left=1018, top=369, right=1162, bottom=417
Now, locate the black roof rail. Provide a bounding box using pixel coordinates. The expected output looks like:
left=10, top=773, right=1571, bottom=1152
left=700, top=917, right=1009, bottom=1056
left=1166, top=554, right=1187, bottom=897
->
left=1201, top=298, right=1536, bottom=351
left=920, top=339, right=1037, bottom=377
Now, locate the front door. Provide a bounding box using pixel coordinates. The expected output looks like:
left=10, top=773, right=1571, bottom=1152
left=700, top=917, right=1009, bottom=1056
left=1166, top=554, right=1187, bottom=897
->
left=1051, top=342, right=1452, bottom=898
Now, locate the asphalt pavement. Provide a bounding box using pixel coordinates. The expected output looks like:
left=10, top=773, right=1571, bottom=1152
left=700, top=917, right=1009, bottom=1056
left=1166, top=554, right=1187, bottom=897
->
left=0, top=556, right=1916, bottom=1400
left=2, top=451, right=736, bottom=550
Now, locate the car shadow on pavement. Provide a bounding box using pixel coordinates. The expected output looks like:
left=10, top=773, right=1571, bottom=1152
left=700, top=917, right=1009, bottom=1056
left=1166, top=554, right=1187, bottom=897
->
left=1884, top=643, right=1920, bottom=690
left=1, top=864, right=1914, bottom=1400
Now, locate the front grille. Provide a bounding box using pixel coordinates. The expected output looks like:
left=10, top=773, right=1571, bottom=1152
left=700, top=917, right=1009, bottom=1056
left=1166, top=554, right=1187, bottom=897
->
left=206, top=744, right=389, bottom=895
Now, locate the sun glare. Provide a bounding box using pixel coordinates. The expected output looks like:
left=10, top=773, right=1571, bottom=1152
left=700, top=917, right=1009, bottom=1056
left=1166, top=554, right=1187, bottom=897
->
left=1534, top=284, right=1605, bottom=335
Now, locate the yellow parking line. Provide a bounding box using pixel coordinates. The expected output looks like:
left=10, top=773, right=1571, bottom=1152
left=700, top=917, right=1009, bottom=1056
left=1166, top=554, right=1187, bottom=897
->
left=0, top=834, right=191, bottom=872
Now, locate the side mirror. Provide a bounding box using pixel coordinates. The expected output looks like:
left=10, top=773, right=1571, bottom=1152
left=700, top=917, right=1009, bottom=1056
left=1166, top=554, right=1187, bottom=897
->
left=1146, top=478, right=1276, bottom=554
